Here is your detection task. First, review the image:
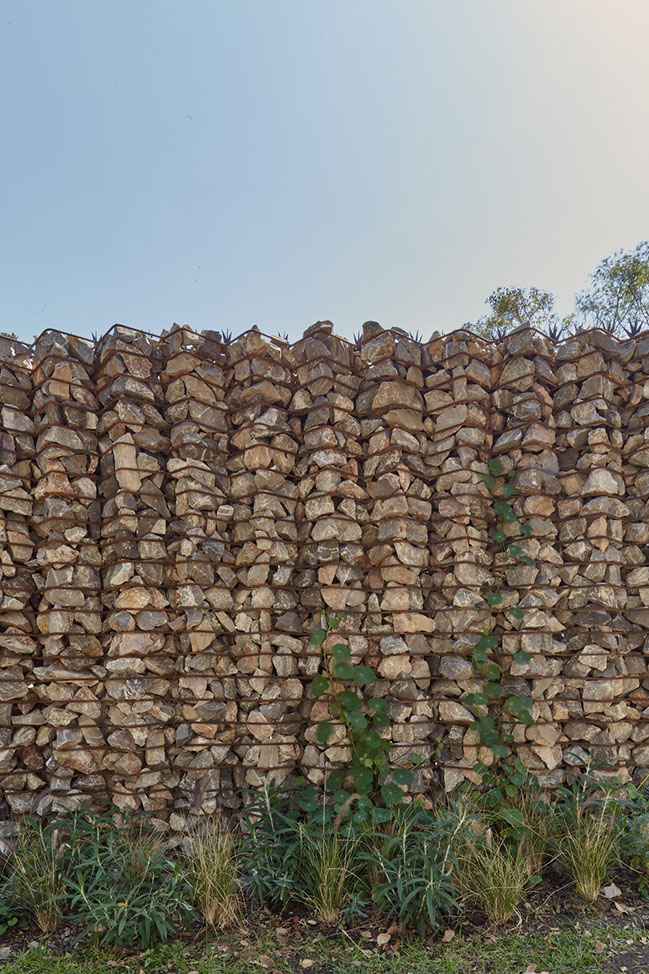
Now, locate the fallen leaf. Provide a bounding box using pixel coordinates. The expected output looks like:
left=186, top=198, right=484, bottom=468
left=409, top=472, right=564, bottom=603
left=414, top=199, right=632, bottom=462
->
left=0, top=948, right=11, bottom=961
left=595, top=940, right=605, bottom=954
left=602, top=882, right=622, bottom=899
left=615, top=902, right=634, bottom=914
left=441, top=929, right=455, bottom=943
left=300, top=961, right=315, bottom=970
left=257, top=956, right=273, bottom=968
left=376, top=933, right=391, bottom=947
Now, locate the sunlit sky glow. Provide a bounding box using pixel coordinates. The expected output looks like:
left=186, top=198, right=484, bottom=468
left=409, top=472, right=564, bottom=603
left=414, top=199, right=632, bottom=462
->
left=2, top=0, right=649, bottom=343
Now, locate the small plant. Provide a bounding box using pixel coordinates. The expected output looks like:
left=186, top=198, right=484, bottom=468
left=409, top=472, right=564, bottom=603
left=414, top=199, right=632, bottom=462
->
left=296, top=826, right=364, bottom=924
left=11, top=818, right=69, bottom=934
left=0, top=882, right=27, bottom=938
left=184, top=818, right=242, bottom=929
left=458, top=832, right=540, bottom=926
left=554, top=776, right=621, bottom=902
left=352, top=330, right=362, bottom=347
left=241, top=782, right=301, bottom=909
left=221, top=329, right=233, bottom=344
left=63, top=807, right=193, bottom=949
left=368, top=801, right=470, bottom=936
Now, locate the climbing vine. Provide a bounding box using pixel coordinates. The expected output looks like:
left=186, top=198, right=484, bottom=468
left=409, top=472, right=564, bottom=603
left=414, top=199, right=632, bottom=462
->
left=304, top=611, right=420, bottom=824
left=464, top=457, right=536, bottom=798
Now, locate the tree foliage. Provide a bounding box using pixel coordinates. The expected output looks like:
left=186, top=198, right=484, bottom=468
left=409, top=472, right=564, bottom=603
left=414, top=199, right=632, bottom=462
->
left=575, top=240, right=649, bottom=336
left=473, top=287, right=562, bottom=340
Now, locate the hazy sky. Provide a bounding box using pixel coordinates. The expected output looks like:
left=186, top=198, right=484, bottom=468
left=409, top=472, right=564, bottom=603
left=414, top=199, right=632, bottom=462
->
left=2, top=0, right=649, bottom=344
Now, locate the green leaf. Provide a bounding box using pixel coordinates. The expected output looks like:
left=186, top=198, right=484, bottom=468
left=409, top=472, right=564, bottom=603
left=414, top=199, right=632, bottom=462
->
left=490, top=529, right=507, bottom=543
left=509, top=606, right=524, bottom=620
left=507, top=469, right=516, bottom=479
left=373, top=807, right=392, bottom=824
left=351, top=765, right=374, bottom=793
left=326, top=769, right=344, bottom=792
left=411, top=752, right=424, bottom=766
left=512, top=649, right=531, bottom=664
left=494, top=500, right=512, bottom=518
left=352, top=809, right=368, bottom=824
left=483, top=473, right=496, bottom=490
left=311, top=675, right=329, bottom=698
left=503, top=482, right=516, bottom=498
left=333, top=789, right=350, bottom=805
left=337, top=689, right=360, bottom=711
left=507, top=544, right=522, bottom=556
left=492, top=744, right=509, bottom=758
left=353, top=665, right=376, bottom=685
left=468, top=692, right=488, bottom=706
left=332, top=660, right=354, bottom=680
left=488, top=458, right=503, bottom=476
left=485, top=682, right=503, bottom=698
left=348, top=712, right=368, bottom=731
left=508, top=694, right=533, bottom=713
left=331, top=643, right=351, bottom=661
left=520, top=523, right=533, bottom=537
left=486, top=663, right=501, bottom=680
left=486, top=591, right=503, bottom=606
left=476, top=634, right=498, bottom=650
left=310, top=628, right=327, bottom=645
left=381, top=783, right=403, bottom=807
left=501, top=808, right=525, bottom=827
left=471, top=715, right=495, bottom=733
left=368, top=697, right=388, bottom=714
left=315, top=721, right=334, bottom=744
left=473, top=649, right=489, bottom=665
left=391, top=767, right=414, bottom=786
left=520, top=554, right=535, bottom=566
left=372, top=711, right=391, bottom=728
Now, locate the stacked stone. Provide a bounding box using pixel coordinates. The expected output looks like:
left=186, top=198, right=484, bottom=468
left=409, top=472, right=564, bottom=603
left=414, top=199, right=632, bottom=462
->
left=483, top=328, right=562, bottom=783
left=355, top=322, right=434, bottom=787
left=96, top=327, right=172, bottom=812
left=224, top=329, right=300, bottom=789
left=420, top=330, right=494, bottom=790
left=551, top=331, right=641, bottom=784
left=161, top=324, right=237, bottom=827
left=623, top=333, right=649, bottom=776
left=30, top=332, right=103, bottom=813
left=292, top=322, right=366, bottom=785
left=0, top=335, right=37, bottom=814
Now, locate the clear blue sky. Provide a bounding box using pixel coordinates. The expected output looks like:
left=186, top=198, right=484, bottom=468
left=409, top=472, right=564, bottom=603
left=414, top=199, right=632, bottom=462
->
left=2, top=0, right=649, bottom=344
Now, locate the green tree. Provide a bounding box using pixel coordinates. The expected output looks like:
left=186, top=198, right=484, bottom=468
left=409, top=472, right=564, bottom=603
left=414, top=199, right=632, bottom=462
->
left=575, top=240, right=649, bottom=336
left=473, top=287, right=563, bottom=340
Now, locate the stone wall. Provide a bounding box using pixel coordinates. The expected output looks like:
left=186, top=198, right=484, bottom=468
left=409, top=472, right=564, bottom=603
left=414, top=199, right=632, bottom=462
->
left=1, top=320, right=649, bottom=827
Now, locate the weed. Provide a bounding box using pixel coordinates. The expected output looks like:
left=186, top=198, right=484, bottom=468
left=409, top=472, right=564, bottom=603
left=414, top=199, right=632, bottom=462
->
left=11, top=818, right=69, bottom=933
left=458, top=832, right=538, bottom=926
left=296, top=826, right=365, bottom=924
left=184, top=819, right=242, bottom=929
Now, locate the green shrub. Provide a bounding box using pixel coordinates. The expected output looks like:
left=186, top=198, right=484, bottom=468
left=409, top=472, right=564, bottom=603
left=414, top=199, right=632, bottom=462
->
left=240, top=782, right=303, bottom=908
left=365, top=801, right=471, bottom=936
left=62, top=807, right=193, bottom=949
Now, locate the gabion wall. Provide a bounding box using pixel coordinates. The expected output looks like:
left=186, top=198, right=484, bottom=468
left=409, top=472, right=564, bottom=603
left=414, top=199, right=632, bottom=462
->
left=1, top=320, right=649, bottom=828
